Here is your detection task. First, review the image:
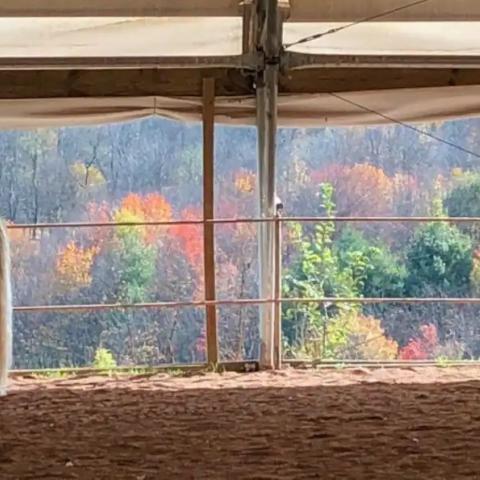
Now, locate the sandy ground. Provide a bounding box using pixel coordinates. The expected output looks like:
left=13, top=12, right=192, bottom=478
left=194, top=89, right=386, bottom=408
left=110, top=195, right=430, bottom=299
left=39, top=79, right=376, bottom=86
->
left=1, top=367, right=480, bottom=479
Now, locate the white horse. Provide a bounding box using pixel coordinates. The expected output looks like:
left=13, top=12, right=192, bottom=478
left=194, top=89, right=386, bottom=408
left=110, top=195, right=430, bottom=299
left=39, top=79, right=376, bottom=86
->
left=0, top=221, right=12, bottom=396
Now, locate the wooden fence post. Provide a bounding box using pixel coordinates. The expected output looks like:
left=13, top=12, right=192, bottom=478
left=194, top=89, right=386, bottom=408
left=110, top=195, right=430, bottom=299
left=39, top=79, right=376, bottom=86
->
left=202, top=78, right=218, bottom=365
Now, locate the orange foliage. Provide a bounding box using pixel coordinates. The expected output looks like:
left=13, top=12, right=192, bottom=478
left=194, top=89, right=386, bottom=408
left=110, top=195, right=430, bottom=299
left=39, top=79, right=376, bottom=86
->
left=115, top=193, right=172, bottom=244
left=142, top=193, right=173, bottom=221
left=169, top=207, right=203, bottom=269
left=56, top=241, right=99, bottom=290
left=119, top=193, right=145, bottom=218
left=169, top=207, right=204, bottom=299
left=311, top=163, right=394, bottom=216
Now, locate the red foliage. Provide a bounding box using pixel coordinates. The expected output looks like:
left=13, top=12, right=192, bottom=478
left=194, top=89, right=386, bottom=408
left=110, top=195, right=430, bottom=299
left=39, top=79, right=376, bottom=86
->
left=169, top=207, right=203, bottom=270
left=399, top=324, right=438, bottom=360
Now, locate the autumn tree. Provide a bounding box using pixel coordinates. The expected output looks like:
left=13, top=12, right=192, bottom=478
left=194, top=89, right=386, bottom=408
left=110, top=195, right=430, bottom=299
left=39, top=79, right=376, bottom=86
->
left=311, top=163, right=394, bottom=217
left=56, top=241, right=99, bottom=292
left=282, top=183, right=367, bottom=356
left=329, top=314, right=398, bottom=360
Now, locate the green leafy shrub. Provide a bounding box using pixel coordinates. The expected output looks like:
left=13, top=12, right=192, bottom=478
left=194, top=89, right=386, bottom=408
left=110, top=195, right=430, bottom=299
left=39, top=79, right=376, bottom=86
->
left=336, top=227, right=406, bottom=298
left=405, top=222, right=472, bottom=297
left=93, top=348, right=117, bottom=370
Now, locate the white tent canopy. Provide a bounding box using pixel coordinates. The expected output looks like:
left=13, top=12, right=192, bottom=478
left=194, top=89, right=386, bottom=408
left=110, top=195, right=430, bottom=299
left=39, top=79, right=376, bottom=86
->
left=0, top=1, right=478, bottom=127
left=1, top=85, right=480, bottom=129
left=0, top=18, right=478, bottom=58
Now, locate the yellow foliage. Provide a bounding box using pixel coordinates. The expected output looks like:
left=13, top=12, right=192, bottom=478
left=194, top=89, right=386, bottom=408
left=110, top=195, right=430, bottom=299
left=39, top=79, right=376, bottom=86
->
left=346, top=315, right=399, bottom=360
left=114, top=193, right=172, bottom=244
left=234, top=170, right=255, bottom=194
left=451, top=167, right=463, bottom=178
left=326, top=313, right=398, bottom=360
left=71, top=162, right=105, bottom=187
left=113, top=208, right=146, bottom=240
left=56, top=241, right=99, bottom=290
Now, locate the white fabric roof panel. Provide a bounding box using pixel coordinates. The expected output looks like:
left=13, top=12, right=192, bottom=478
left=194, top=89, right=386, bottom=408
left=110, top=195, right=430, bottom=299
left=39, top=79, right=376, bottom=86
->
left=0, top=18, right=478, bottom=57
left=1, top=85, right=479, bottom=129
left=284, top=22, right=480, bottom=56
left=0, top=18, right=242, bottom=57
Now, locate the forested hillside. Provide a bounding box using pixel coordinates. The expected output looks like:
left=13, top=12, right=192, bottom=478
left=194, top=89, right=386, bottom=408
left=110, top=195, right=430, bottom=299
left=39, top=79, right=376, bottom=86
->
left=3, top=117, right=480, bottom=368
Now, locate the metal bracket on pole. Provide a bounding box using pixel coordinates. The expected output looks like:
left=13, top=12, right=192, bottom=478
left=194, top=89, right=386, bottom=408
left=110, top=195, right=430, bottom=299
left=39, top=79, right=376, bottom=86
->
left=256, top=0, right=282, bottom=369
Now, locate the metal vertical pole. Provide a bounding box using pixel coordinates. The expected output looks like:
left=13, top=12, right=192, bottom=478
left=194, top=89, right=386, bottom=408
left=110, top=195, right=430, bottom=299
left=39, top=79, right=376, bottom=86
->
left=203, top=78, right=219, bottom=366
left=257, top=0, right=280, bottom=369
left=273, top=211, right=282, bottom=369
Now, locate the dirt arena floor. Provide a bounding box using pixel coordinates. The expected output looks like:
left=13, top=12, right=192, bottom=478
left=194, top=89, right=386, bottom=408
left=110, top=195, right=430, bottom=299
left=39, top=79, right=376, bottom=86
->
left=1, top=367, right=480, bottom=479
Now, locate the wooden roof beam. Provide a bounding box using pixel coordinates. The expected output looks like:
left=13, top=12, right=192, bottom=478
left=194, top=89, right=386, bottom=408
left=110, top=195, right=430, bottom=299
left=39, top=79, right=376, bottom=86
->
left=0, top=69, right=254, bottom=98
left=288, top=0, right=480, bottom=22
left=0, top=0, right=243, bottom=17
left=280, top=67, right=480, bottom=94
left=1, top=0, right=479, bottom=21
left=0, top=66, right=478, bottom=99
left=0, top=55, right=258, bottom=71
left=285, top=53, right=480, bottom=71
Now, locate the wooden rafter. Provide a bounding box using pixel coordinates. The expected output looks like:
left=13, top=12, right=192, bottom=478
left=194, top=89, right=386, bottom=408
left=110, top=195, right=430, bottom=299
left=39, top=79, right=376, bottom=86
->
left=0, top=69, right=253, bottom=98
left=0, top=0, right=242, bottom=17
left=0, top=0, right=478, bottom=21
left=0, top=66, right=479, bottom=99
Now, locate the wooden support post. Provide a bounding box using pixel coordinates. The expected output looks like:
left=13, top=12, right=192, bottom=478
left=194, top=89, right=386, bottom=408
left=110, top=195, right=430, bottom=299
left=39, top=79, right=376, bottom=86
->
left=203, top=77, right=218, bottom=366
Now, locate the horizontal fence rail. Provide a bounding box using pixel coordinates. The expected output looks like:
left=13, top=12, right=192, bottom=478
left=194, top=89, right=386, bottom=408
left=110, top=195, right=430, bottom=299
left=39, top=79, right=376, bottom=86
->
left=7, top=216, right=480, bottom=230
left=14, top=298, right=273, bottom=313
left=9, top=215, right=480, bottom=312
left=13, top=297, right=480, bottom=314
left=10, top=213, right=480, bottom=370
left=11, top=360, right=480, bottom=378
